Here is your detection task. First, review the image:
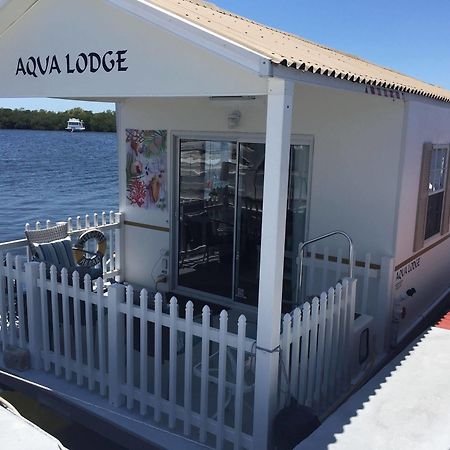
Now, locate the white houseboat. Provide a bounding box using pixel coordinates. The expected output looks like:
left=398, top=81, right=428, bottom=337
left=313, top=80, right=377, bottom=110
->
left=1, top=1, right=450, bottom=449
left=65, top=118, right=85, bottom=132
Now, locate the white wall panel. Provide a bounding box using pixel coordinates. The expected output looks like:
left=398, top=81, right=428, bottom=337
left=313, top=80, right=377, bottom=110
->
left=293, top=86, right=404, bottom=258
left=396, top=100, right=450, bottom=260
left=0, top=0, right=267, bottom=98
left=118, top=86, right=404, bottom=287
left=393, top=100, right=450, bottom=338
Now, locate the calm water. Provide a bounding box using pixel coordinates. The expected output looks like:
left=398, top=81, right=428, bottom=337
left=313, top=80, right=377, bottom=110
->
left=0, top=129, right=118, bottom=242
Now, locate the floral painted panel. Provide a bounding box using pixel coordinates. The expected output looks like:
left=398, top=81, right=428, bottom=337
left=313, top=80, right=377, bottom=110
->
left=125, top=129, right=167, bottom=210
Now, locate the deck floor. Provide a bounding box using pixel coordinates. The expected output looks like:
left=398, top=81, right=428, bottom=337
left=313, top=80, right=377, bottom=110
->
left=296, top=308, right=450, bottom=450
left=0, top=358, right=210, bottom=450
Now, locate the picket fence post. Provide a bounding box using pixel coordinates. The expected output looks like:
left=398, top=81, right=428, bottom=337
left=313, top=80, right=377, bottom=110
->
left=108, top=283, right=126, bottom=407
left=15, top=256, right=26, bottom=349
left=24, top=262, right=43, bottom=369
left=0, top=251, right=7, bottom=352
left=115, top=212, right=125, bottom=282
left=6, top=253, right=14, bottom=347
left=344, top=278, right=357, bottom=388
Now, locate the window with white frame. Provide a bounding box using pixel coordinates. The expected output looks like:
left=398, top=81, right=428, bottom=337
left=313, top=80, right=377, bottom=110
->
left=414, top=143, right=450, bottom=251
left=425, top=146, right=448, bottom=239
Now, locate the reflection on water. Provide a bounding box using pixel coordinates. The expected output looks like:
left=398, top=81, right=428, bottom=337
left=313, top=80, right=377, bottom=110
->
left=0, top=129, right=118, bottom=242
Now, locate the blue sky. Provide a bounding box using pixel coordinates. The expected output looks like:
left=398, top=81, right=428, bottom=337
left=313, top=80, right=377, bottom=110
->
left=1, top=0, right=449, bottom=112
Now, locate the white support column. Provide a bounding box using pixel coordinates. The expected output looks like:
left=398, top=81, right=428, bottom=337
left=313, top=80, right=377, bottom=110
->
left=253, top=77, right=294, bottom=449
left=115, top=100, right=126, bottom=283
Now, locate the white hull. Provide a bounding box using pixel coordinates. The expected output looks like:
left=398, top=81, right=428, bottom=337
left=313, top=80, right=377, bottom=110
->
left=65, top=127, right=85, bottom=132
left=65, top=118, right=85, bottom=132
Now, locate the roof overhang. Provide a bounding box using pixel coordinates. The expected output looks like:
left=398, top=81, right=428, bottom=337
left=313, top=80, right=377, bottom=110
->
left=105, top=0, right=272, bottom=77
left=132, top=0, right=450, bottom=104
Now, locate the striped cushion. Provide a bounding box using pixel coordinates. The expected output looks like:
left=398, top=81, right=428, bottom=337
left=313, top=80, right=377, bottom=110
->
left=33, top=238, right=76, bottom=268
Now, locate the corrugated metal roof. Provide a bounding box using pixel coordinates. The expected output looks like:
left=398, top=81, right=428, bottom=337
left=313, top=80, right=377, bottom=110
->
left=144, top=0, right=450, bottom=103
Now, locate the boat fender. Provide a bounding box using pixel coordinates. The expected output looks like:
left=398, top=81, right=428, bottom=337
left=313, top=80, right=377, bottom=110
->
left=74, top=229, right=106, bottom=267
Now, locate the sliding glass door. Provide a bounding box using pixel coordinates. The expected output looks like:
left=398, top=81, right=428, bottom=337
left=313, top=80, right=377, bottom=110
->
left=176, top=137, right=311, bottom=307
left=234, top=143, right=265, bottom=306
left=177, top=139, right=236, bottom=298
left=283, top=144, right=311, bottom=305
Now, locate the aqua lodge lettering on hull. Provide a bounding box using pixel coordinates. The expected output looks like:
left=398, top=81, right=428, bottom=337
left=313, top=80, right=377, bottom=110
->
left=15, top=50, right=128, bottom=78
left=395, top=257, right=421, bottom=281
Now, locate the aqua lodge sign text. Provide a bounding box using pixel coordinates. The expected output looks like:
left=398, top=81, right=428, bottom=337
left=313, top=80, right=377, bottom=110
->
left=15, top=50, right=128, bottom=78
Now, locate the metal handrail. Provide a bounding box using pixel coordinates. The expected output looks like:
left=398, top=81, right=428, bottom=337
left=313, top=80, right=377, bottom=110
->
left=295, top=231, right=354, bottom=307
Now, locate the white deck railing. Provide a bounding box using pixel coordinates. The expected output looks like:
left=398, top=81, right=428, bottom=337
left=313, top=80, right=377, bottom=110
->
left=0, top=211, right=123, bottom=279
left=0, top=254, right=28, bottom=352
left=279, top=278, right=357, bottom=415
left=0, top=221, right=385, bottom=449
left=0, top=260, right=256, bottom=450
left=297, top=246, right=393, bottom=318
left=293, top=247, right=394, bottom=356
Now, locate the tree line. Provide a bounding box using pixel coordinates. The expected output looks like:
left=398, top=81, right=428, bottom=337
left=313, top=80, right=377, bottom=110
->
left=0, top=107, right=116, bottom=132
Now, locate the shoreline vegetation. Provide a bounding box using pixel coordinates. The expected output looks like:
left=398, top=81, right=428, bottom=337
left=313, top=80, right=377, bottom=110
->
left=0, top=107, right=116, bottom=132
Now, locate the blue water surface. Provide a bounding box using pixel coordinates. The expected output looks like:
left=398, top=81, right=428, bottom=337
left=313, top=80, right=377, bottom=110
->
left=0, top=129, right=118, bottom=242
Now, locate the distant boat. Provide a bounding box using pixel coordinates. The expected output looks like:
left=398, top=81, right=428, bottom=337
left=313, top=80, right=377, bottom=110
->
left=65, top=118, right=85, bottom=132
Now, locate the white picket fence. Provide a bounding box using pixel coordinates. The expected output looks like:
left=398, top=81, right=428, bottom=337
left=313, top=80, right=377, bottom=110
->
left=0, top=254, right=28, bottom=352
left=0, top=260, right=256, bottom=450
left=279, top=278, right=357, bottom=414
left=0, top=210, right=123, bottom=279
left=297, top=246, right=393, bottom=318
left=0, top=222, right=380, bottom=449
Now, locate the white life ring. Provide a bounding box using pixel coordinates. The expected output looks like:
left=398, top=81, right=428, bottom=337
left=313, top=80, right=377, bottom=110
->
left=73, top=229, right=107, bottom=267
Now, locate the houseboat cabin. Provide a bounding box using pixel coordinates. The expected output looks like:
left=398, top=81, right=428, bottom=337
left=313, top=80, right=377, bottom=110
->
left=1, top=1, right=450, bottom=449
left=65, top=118, right=85, bottom=132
